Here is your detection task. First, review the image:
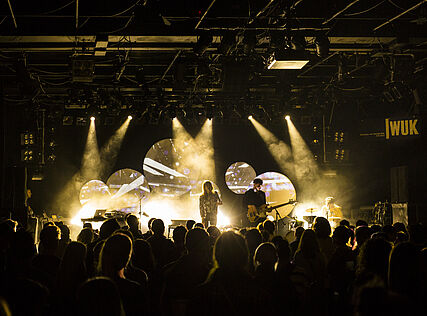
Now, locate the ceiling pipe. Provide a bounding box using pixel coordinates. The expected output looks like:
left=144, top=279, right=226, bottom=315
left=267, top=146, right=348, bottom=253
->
left=373, top=0, right=427, bottom=31
left=322, top=0, right=361, bottom=25
left=6, top=0, right=17, bottom=28
left=195, top=0, right=217, bottom=30
left=248, top=0, right=275, bottom=25
left=297, top=51, right=339, bottom=78
left=160, top=50, right=182, bottom=82
left=75, top=0, right=79, bottom=29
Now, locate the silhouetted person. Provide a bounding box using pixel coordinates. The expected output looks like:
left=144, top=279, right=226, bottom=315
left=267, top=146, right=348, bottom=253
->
left=57, top=223, right=71, bottom=258
left=185, top=220, right=196, bottom=231
left=388, top=242, right=420, bottom=302
left=53, top=241, right=88, bottom=315
left=328, top=226, right=355, bottom=314
left=313, top=216, right=333, bottom=263
left=290, top=226, right=304, bottom=258
left=253, top=242, right=277, bottom=293
left=32, top=225, right=61, bottom=284
left=77, top=277, right=125, bottom=316
left=99, top=233, right=148, bottom=316
left=244, top=228, right=262, bottom=274
left=206, top=225, right=221, bottom=247
left=189, top=231, right=272, bottom=315
left=142, top=218, right=156, bottom=240
left=126, top=214, right=143, bottom=239
left=87, top=218, right=120, bottom=276
left=162, top=228, right=211, bottom=315
left=132, top=239, right=155, bottom=276
left=356, top=220, right=368, bottom=227
left=171, top=225, right=187, bottom=261
left=355, top=237, right=392, bottom=288
left=77, top=227, right=94, bottom=246
left=194, top=223, right=204, bottom=229
left=292, top=229, right=328, bottom=315
left=147, top=219, right=174, bottom=268
left=353, top=226, right=372, bottom=256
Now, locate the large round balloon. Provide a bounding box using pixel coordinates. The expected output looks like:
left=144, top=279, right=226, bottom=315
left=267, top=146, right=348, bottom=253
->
left=79, top=180, right=110, bottom=205
left=249, top=172, right=297, bottom=217
left=143, top=138, right=193, bottom=196
left=107, top=168, right=150, bottom=210
left=225, top=162, right=257, bottom=194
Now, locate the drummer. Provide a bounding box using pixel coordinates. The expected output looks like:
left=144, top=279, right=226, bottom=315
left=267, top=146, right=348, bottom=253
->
left=321, top=197, right=343, bottom=227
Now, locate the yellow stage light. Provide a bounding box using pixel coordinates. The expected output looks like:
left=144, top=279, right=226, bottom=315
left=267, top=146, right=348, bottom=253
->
left=285, top=115, right=290, bottom=120
left=248, top=115, right=253, bottom=120
left=90, top=116, right=95, bottom=121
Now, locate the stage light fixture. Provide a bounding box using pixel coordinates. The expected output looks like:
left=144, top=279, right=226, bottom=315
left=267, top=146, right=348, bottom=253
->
left=267, top=49, right=309, bottom=70
left=285, top=115, right=290, bottom=120
left=90, top=116, right=95, bottom=121
left=128, top=115, right=133, bottom=120
left=248, top=115, right=253, bottom=120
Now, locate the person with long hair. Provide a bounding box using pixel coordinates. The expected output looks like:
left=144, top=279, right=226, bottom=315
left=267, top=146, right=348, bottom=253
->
left=199, top=181, right=222, bottom=227
left=99, top=233, right=148, bottom=316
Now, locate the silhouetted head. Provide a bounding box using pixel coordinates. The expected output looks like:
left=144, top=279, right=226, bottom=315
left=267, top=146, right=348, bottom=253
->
left=58, top=224, right=70, bottom=241
left=77, top=277, right=124, bottom=316
left=355, top=226, right=372, bottom=248
left=132, top=239, right=155, bottom=273
left=254, top=242, right=277, bottom=269
left=357, top=237, right=392, bottom=280
left=194, top=222, right=205, bottom=229
left=147, top=218, right=156, bottom=230
left=39, top=224, right=61, bottom=252
left=275, top=238, right=291, bottom=263
left=214, top=231, right=248, bottom=272
left=83, top=222, right=93, bottom=230
left=297, top=229, right=320, bottom=259
left=333, top=225, right=351, bottom=246
left=207, top=226, right=221, bottom=241
left=172, top=225, right=187, bottom=245
left=313, top=217, right=331, bottom=238
left=185, top=228, right=210, bottom=253
left=356, top=220, right=368, bottom=227
left=57, top=241, right=87, bottom=293
left=381, top=225, right=396, bottom=243
left=393, top=222, right=406, bottom=233
left=125, top=214, right=139, bottom=229
left=295, top=226, right=305, bottom=240
left=263, top=220, right=275, bottom=235
left=340, top=219, right=350, bottom=227
left=99, top=219, right=120, bottom=240
left=151, top=219, right=165, bottom=236
left=186, top=219, right=196, bottom=231
left=77, top=228, right=94, bottom=245
left=100, top=234, right=132, bottom=278
left=244, top=228, right=262, bottom=255
left=9, top=229, right=36, bottom=264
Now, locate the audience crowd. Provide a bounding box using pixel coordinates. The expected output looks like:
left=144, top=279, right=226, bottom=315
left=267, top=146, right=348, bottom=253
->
left=0, top=213, right=426, bottom=316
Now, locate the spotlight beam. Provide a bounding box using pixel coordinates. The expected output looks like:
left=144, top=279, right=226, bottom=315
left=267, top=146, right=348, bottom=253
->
left=99, top=116, right=131, bottom=178
left=172, top=118, right=215, bottom=182
left=286, top=117, right=319, bottom=184
left=249, top=117, right=293, bottom=174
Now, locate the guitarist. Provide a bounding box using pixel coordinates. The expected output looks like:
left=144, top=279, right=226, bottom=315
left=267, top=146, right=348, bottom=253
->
left=243, top=178, right=267, bottom=226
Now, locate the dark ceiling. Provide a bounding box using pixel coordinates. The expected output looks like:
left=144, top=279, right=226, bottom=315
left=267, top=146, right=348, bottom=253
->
left=1, top=0, right=427, bottom=122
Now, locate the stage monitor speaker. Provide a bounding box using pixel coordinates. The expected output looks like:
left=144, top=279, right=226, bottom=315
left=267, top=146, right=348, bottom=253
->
left=390, top=166, right=408, bottom=203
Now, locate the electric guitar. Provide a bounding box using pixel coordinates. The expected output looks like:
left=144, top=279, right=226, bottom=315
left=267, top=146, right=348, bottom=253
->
left=247, top=200, right=297, bottom=223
